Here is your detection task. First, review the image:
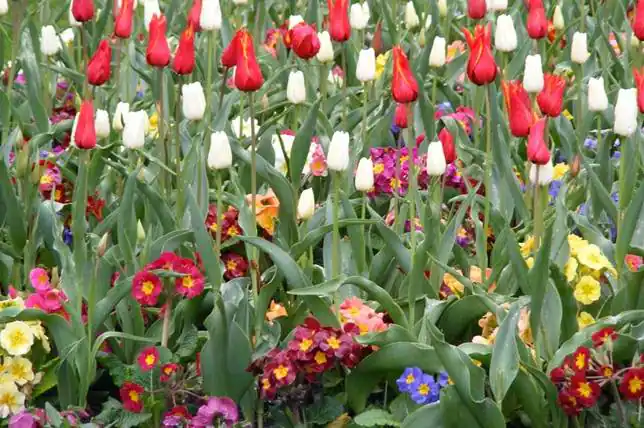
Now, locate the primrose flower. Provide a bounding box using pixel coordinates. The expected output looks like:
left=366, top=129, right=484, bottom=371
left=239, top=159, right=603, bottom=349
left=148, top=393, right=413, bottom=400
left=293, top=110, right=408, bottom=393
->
left=0, top=382, right=25, bottom=417
left=410, top=373, right=439, bottom=404
left=222, top=253, right=249, bottom=280
left=573, top=276, right=601, bottom=305
left=396, top=367, right=423, bottom=393
left=0, top=322, right=34, bottom=356
left=160, top=363, right=179, bottom=382
left=137, top=346, right=160, bottom=371
left=577, top=311, right=595, bottom=329
left=172, top=258, right=205, bottom=299
left=29, top=268, right=50, bottom=292
left=119, top=382, right=145, bottom=413
left=132, top=271, right=162, bottom=306
left=620, top=368, right=644, bottom=400
left=3, top=357, right=34, bottom=386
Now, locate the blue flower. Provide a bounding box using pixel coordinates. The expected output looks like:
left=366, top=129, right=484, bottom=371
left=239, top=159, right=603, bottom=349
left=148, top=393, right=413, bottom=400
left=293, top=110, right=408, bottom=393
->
left=613, top=151, right=621, bottom=160
left=63, top=228, right=73, bottom=245
left=437, top=371, right=449, bottom=388
left=583, top=138, right=597, bottom=150
left=397, top=367, right=423, bottom=393
left=610, top=192, right=619, bottom=204
left=578, top=203, right=588, bottom=216
left=410, top=374, right=439, bottom=405
left=614, top=139, right=621, bottom=148
left=548, top=180, right=563, bottom=200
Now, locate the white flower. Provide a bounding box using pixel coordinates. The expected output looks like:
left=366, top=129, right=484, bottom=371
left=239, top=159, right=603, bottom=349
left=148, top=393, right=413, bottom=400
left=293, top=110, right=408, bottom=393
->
left=328, top=131, right=350, bottom=171
left=200, top=0, right=222, bottom=31
left=95, top=109, right=110, bottom=138
left=350, top=3, right=370, bottom=30
left=588, top=77, right=608, bottom=112
left=487, top=0, right=507, bottom=12
left=297, top=188, right=315, bottom=220
left=182, top=82, right=206, bottom=121
left=328, top=69, right=343, bottom=87
left=316, top=31, right=334, bottom=63
left=495, top=15, right=517, bottom=52
left=271, top=133, right=295, bottom=174
left=425, top=14, right=432, bottom=30
left=208, top=131, right=233, bottom=170
left=144, top=0, right=161, bottom=31
left=60, top=28, right=75, bottom=45
left=429, top=36, right=446, bottom=68
left=0, top=322, right=34, bottom=356
left=233, top=0, right=248, bottom=4
left=3, top=357, right=34, bottom=386
left=287, top=71, right=306, bottom=104
left=571, top=32, right=590, bottom=64
left=40, top=26, right=62, bottom=57
left=231, top=116, right=258, bottom=139
left=355, top=157, right=374, bottom=192
left=404, top=2, right=420, bottom=29
left=529, top=161, right=554, bottom=186
left=0, top=0, right=8, bottom=16
left=438, top=0, right=448, bottom=17
left=614, top=88, right=638, bottom=137
left=288, top=15, right=304, bottom=30
left=113, top=102, right=130, bottom=132
left=356, top=48, right=376, bottom=83
left=68, top=2, right=81, bottom=27
left=523, top=54, right=544, bottom=93
left=426, top=142, right=447, bottom=176
left=553, top=5, right=564, bottom=30
left=0, top=382, right=25, bottom=417
left=122, top=111, right=147, bottom=149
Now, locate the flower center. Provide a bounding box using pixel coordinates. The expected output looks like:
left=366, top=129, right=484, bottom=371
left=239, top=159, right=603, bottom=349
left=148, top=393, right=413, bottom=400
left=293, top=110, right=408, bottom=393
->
left=129, top=391, right=140, bottom=402
left=314, top=351, right=327, bottom=365
left=145, top=354, right=156, bottom=366
left=629, top=378, right=643, bottom=394
left=327, top=337, right=340, bottom=350
left=577, top=383, right=592, bottom=398
left=406, top=374, right=415, bottom=384
left=418, top=383, right=430, bottom=396
left=141, top=281, right=155, bottom=296
left=274, top=365, right=289, bottom=380
left=182, top=276, right=194, bottom=289
left=299, top=338, right=313, bottom=352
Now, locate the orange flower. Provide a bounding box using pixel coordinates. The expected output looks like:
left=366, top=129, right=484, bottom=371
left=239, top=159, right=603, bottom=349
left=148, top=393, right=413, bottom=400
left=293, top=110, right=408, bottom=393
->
left=266, top=300, right=287, bottom=322
left=246, top=191, right=280, bottom=235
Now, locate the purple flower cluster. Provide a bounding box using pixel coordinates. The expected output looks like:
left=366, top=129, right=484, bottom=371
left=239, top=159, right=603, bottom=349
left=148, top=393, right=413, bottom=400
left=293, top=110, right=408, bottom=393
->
left=396, top=367, right=449, bottom=405
left=369, top=147, right=429, bottom=197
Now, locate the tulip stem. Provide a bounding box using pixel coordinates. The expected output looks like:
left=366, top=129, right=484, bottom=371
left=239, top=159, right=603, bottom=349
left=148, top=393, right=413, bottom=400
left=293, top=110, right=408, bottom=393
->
left=342, top=44, right=349, bottom=131
left=361, top=194, right=368, bottom=269
left=249, top=93, right=261, bottom=344
left=174, top=81, right=183, bottom=221
left=214, top=172, right=224, bottom=289
left=156, top=68, right=168, bottom=197
left=406, top=105, right=417, bottom=326
left=617, top=136, right=628, bottom=275
left=320, top=63, right=328, bottom=100
left=205, top=30, right=216, bottom=131
left=361, top=83, right=369, bottom=152
left=218, top=68, right=229, bottom=111
left=533, top=168, right=543, bottom=249
left=332, top=171, right=342, bottom=319
left=481, top=85, right=492, bottom=270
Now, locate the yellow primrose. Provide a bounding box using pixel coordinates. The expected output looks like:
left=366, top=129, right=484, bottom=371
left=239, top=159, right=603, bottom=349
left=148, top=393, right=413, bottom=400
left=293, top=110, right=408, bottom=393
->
left=563, top=110, right=573, bottom=121
left=526, top=257, right=535, bottom=269
left=26, top=322, right=50, bottom=354
left=553, top=163, right=569, bottom=180
left=0, top=298, right=24, bottom=311
left=520, top=236, right=535, bottom=258
left=147, top=112, right=159, bottom=138
left=0, top=382, right=25, bottom=417
left=3, top=357, right=34, bottom=386
left=573, top=275, right=601, bottom=305
left=0, top=322, right=34, bottom=356
left=564, top=257, right=578, bottom=282
left=567, top=235, right=587, bottom=257
left=577, top=244, right=608, bottom=271
left=375, top=51, right=390, bottom=79
left=577, top=311, right=595, bottom=329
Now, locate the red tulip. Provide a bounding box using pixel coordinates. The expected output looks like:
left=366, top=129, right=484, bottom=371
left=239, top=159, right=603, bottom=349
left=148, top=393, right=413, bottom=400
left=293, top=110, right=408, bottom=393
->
left=114, top=0, right=134, bottom=38
left=634, top=0, right=644, bottom=40
left=537, top=74, right=566, bottom=117
left=290, top=23, right=321, bottom=60
left=172, top=24, right=196, bottom=75
left=74, top=100, right=97, bottom=150
left=394, top=103, right=409, bottom=128
left=502, top=80, right=534, bottom=137
left=234, top=29, right=264, bottom=92
left=438, top=128, right=456, bottom=164
left=463, top=24, right=497, bottom=86
left=526, top=0, right=547, bottom=40
left=467, top=0, right=487, bottom=20
left=72, top=0, right=95, bottom=22
left=222, top=31, right=242, bottom=68
left=147, top=15, right=171, bottom=67
left=391, top=46, right=418, bottom=104
left=527, top=117, right=550, bottom=165
left=634, top=67, right=644, bottom=113
left=328, top=0, right=351, bottom=42
left=187, top=0, right=203, bottom=32
left=87, top=40, right=112, bottom=86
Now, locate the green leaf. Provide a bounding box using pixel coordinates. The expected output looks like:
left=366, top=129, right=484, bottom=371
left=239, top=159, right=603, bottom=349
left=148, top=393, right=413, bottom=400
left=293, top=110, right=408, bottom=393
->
left=20, top=23, right=48, bottom=133
left=0, top=158, right=26, bottom=251
left=528, top=225, right=554, bottom=359
left=354, top=409, right=400, bottom=427
left=289, top=98, right=321, bottom=190
left=616, top=183, right=644, bottom=276
left=186, top=191, right=222, bottom=288
left=489, top=304, right=520, bottom=404
left=401, top=403, right=444, bottom=428
left=116, top=169, right=139, bottom=276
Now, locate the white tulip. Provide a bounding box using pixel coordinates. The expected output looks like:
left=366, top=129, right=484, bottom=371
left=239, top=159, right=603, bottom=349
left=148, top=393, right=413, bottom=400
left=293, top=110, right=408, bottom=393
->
left=316, top=31, right=334, bottom=63
left=328, top=131, right=350, bottom=172
left=487, top=0, right=507, bottom=12
left=429, top=36, right=446, bottom=68
left=122, top=111, right=147, bottom=149
left=60, top=28, right=75, bottom=45
left=182, top=82, right=206, bottom=121
left=523, top=54, right=544, bottom=93
left=287, top=71, right=306, bottom=104
left=231, top=116, right=258, bottom=139
left=529, top=161, right=554, bottom=186
left=356, top=48, right=376, bottom=83
left=41, top=26, right=62, bottom=57
left=426, top=141, right=447, bottom=176
left=200, top=0, right=222, bottom=31
left=588, top=77, right=609, bottom=112
left=438, top=0, right=448, bottom=17
left=553, top=5, right=564, bottom=30
left=113, top=102, right=130, bottom=132
left=297, top=188, right=315, bottom=220
left=208, top=131, right=233, bottom=169
left=95, top=110, right=111, bottom=138
left=233, top=0, right=248, bottom=4
left=142, top=111, right=150, bottom=134
left=350, top=3, right=370, bottom=30
left=144, top=0, right=161, bottom=31
left=404, top=2, right=420, bottom=29
left=571, top=32, right=590, bottom=64
left=495, top=15, right=517, bottom=52
left=0, top=0, right=8, bottom=16
left=355, top=158, right=374, bottom=192
left=288, top=15, right=304, bottom=30
left=271, top=133, right=295, bottom=174
left=425, top=14, right=432, bottom=30
left=69, top=2, right=81, bottom=27
left=613, top=88, right=638, bottom=137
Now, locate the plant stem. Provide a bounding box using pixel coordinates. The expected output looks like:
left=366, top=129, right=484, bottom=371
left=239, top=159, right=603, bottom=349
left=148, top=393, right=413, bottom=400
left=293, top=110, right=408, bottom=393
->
left=161, top=299, right=172, bottom=347
left=157, top=68, right=169, bottom=197
left=342, top=45, right=349, bottom=130
left=174, top=80, right=183, bottom=222
left=481, top=86, right=492, bottom=271
left=406, top=105, right=417, bottom=326
left=332, top=171, right=342, bottom=318
left=320, top=63, right=328, bottom=100
left=617, top=135, right=628, bottom=274
left=249, top=92, right=261, bottom=343
left=361, top=195, right=367, bottom=270
left=214, top=172, right=224, bottom=289
left=611, top=381, right=627, bottom=427
left=533, top=168, right=543, bottom=249
left=361, top=82, right=369, bottom=153
left=219, top=68, right=229, bottom=111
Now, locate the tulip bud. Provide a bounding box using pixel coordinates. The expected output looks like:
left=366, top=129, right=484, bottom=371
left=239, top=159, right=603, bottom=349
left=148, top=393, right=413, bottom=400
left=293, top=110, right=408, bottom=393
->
left=288, top=15, right=304, bottom=30
left=570, top=154, right=581, bottom=177
left=356, top=48, right=376, bottom=83
left=487, top=0, right=507, bottom=11
left=429, top=36, right=446, bottom=67
left=97, top=233, right=109, bottom=257
left=297, top=188, right=315, bottom=220
left=419, top=30, right=426, bottom=48
left=136, top=220, right=146, bottom=243
left=426, top=141, right=447, bottom=176
left=143, top=0, right=161, bottom=31
left=181, top=82, right=206, bottom=120
left=355, top=157, right=374, bottom=192
left=529, top=161, right=554, bottom=186
left=328, top=131, right=350, bottom=172
left=0, top=0, right=8, bottom=16
left=74, top=100, right=97, bottom=149
left=113, top=102, right=130, bottom=131
left=613, top=88, right=638, bottom=137
left=316, top=31, right=334, bottom=63
left=404, top=2, right=420, bottom=29
left=41, top=26, right=62, bottom=57
left=287, top=70, right=306, bottom=104
left=523, top=54, right=544, bottom=93
left=122, top=110, right=147, bottom=149
left=208, top=131, right=233, bottom=169
left=61, top=28, right=75, bottom=45
left=495, top=15, right=517, bottom=52
left=571, top=32, right=590, bottom=64
left=200, top=0, right=222, bottom=31
left=95, top=109, right=110, bottom=138
left=588, top=77, right=608, bottom=112
left=553, top=5, right=564, bottom=30
left=425, top=14, right=432, bottom=30
left=350, top=3, right=370, bottom=30
left=438, top=0, right=447, bottom=17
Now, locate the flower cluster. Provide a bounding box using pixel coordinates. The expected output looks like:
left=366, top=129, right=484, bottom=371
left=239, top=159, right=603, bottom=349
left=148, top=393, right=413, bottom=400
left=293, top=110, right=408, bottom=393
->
left=369, top=147, right=428, bottom=196
left=205, top=204, right=243, bottom=242
left=23, top=268, right=68, bottom=318
left=396, top=367, right=448, bottom=405
left=472, top=305, right=532, bottom=347
left=248, top=317, right=369, bottom=400
left=338, top=297, right=388, bottom=335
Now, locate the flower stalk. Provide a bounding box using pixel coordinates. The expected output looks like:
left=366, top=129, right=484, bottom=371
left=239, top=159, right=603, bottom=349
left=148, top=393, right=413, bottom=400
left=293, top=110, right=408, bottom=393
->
left=481, top=86, right=493, bottom=271
left=405, top=105, right=417, bottom=325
